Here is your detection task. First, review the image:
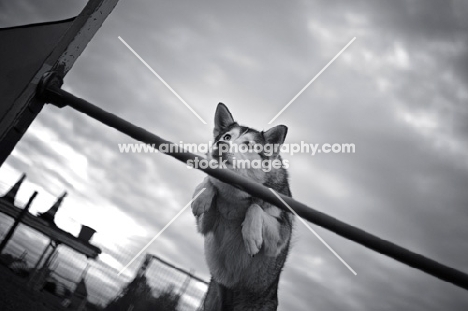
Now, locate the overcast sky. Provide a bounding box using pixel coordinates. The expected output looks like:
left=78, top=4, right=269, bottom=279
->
left=1, top=0, right=468, bottom=310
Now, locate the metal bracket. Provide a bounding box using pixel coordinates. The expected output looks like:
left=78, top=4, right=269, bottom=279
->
left=36, top=70, right=66, bottom=108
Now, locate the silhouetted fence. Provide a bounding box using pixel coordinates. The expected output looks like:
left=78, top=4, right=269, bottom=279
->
left=0, top=209, right=208, bottom=311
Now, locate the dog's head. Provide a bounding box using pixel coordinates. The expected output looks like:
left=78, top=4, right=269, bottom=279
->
left=207, top=103, right=288, bottom=184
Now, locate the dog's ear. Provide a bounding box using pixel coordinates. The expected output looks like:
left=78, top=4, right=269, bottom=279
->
left=214, top=103, right=235, bottom=137
left=262, top=125, right=288, bottom=157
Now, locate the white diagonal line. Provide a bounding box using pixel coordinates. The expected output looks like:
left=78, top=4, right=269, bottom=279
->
left=268, top=37, right=356, bottom=124
left=118, top=36, right=207, bottom=125
left=269, top=188, right=357, bottom=275
left=117, top=188, right=206, bottom=276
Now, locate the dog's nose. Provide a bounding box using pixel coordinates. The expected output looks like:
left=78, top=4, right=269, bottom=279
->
left=212, top=141, right=230, bottom=157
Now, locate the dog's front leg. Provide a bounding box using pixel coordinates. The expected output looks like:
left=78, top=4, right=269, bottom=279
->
left=242, top=201, right=293, bottom=257
left=191, top=177, right=218, bottom=234
left=241, top=204, right=263, bottom=256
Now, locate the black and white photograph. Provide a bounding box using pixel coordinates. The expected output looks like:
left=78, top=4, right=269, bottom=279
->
left=0, top=1, right=467, bottom=310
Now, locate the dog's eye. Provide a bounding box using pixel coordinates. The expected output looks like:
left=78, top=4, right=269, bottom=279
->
left=223, top=134, right=231, bottom=141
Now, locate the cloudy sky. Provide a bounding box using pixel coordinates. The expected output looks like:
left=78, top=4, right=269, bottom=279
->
left=1, top=0, right=468, bottom=310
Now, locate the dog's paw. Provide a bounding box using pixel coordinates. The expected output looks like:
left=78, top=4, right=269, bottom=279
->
left=191, top=182, right=217, bottom=216
left=242, top=204, right=264, bottom=256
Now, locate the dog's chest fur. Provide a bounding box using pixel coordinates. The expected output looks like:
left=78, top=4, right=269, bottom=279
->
left=204, top=188, right=281, bottom=290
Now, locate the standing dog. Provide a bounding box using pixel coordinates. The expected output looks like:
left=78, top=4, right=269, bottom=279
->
left=191, top=103, right=294, bottom=311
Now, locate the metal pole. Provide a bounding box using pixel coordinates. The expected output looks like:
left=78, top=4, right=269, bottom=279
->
left=178, top=269, right=194, bottom=297
left=0, top=191, right=38, bottom=254
left=31, top=241, right=59, bottom=290
left=30, top=240, right=53, bottom=280
left=38, top=82, right=468, bottom=291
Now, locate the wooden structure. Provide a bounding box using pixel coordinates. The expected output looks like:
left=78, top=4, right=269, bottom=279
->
left=0, top=175, right=100, bottom=258
left=0, top=0, right=120, bottom=167
left=0, top=174, right=101, bottom=297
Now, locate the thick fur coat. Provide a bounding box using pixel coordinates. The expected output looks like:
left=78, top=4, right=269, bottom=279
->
left=192, top=103, right=294, bottom=311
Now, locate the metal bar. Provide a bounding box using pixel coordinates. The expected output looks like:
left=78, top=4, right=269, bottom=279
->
left=28, top=241, right=52, bottom=288
left=30, top=241, right=59, bottom=290
left=30, top=240, right=53, bottom=280
left=40, top=85, right=468, bottom=291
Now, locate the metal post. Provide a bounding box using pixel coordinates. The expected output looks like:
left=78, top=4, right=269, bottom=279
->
left=41, top=242, right=59, bottom=271
left=179, top=269, right=194, bottom=297
left=30, top=240, right=53, bottom=280
left=30, top=241, right=59, bottom=290
left=0, top=191, right=38, bottom=254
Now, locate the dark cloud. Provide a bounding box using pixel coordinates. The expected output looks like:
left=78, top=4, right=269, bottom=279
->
left=0, top=0, right=86, bottom=27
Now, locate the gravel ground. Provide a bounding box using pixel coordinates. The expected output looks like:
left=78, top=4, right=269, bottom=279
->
left=0, top=264, right=58, bottom=311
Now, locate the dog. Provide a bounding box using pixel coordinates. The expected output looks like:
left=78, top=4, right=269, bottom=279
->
left=191, top=103, right=294, bottom=311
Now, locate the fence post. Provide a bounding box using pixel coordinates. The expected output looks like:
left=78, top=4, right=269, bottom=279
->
left=179, top=269, right=194, bottom=297
left=0, top=191, right=38, bottom=254
left=29, top=241, right=59, bottom=290
left=31, top=240, right=53, bottom=276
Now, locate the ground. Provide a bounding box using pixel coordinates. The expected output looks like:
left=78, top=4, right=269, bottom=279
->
left=0, top=264, right=64, bottom=311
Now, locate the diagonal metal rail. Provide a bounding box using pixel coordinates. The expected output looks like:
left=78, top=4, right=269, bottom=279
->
left=36, top=71, right=468, bottom=291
